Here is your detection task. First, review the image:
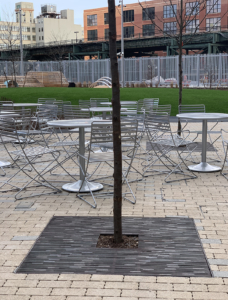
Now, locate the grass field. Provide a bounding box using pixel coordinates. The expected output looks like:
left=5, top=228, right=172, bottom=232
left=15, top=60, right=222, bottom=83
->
left=0, top=87, right=227, bottom=116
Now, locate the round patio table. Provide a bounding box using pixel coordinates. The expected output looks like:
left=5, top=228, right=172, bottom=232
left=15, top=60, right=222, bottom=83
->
left=47, top=119, right=104, bottom=193
left=176, top=113, right=228, bottom=172
left=82, top=107, right=128, bottom=119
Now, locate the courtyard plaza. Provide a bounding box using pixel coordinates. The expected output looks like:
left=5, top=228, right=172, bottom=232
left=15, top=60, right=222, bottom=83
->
left=0, top=121, right=228, bottom=299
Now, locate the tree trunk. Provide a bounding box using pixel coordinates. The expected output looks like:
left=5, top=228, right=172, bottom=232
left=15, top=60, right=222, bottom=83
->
left=108, top=0, right=123, bottom=243
left=178, top=0, right=183, bottom=136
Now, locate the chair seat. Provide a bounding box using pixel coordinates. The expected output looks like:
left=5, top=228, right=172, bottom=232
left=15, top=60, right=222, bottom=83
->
left=10, top=146, right=57, bottom=158
left=84, top=152, right=130, bottom=162
left=154, top=135, right=194, bottom=147
left=51, top=141, right=89, bottom=147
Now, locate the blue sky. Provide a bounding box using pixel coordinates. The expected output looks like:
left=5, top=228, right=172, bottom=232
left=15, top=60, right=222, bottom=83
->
left=1, top=0, right=137, bottom=26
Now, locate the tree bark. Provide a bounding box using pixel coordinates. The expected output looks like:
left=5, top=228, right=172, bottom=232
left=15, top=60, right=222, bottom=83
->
left=178, top=0, right=183, bottom=136
left=108, top=0, right=123, bottom=243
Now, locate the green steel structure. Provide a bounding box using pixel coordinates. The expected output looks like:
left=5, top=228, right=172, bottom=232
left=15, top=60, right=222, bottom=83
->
left=0, top=31, right=228, bottom=61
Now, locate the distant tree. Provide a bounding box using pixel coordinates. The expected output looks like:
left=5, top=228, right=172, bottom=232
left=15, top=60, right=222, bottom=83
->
left=0, top=10, right=20, bottom=86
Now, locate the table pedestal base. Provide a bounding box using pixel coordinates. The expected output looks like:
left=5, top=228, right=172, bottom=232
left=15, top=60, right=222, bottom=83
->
left=62, top=180, right=103, bottom=193
left=188, top=162, right=221, bottom=173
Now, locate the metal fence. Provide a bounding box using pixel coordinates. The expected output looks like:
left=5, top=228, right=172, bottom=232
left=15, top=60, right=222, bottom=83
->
left=0, top=53, right=228, bottom=87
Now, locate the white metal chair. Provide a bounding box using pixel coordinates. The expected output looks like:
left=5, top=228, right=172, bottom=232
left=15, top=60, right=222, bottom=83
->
left=144, top=112, right=198, bottom=183
left=0, top=109, right=62, bottom=200
left=75, top=120, right=138, bottom=208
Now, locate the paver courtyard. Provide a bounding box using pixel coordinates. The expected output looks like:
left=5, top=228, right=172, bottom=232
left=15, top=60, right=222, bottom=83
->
left=1, top=121, right=228, bottom=299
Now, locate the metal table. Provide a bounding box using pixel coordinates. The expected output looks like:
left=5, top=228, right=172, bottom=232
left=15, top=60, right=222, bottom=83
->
left=82, top=107, right=127, bottom=119
left=3, top=103, right=42, bottom=108
left=47, top=119, right=104, bottom=193
left=176, top=113, right=228, bottom=172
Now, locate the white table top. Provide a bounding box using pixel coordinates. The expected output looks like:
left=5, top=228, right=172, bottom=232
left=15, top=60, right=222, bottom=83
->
left=176, top=113, right=228, bottom=121
left=47, top=119, right=112, bottom=128
left=82, top=107, right=128, bottom=112
left=3, top=103, right=42, bottom=107
left=101, top=101, right=137, bottom=105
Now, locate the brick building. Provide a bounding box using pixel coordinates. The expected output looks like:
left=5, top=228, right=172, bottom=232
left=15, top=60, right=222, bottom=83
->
left=84, top=0, right=228, bottom=41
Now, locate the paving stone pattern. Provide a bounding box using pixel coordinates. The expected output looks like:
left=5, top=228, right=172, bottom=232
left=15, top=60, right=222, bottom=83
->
left=17, top=216, right=211, bottom=277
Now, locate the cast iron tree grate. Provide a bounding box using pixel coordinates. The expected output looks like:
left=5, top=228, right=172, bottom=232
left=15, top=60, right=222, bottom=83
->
left=16, top=216, right=212, bottom=277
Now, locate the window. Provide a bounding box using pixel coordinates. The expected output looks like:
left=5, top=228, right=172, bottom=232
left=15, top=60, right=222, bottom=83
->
left=27, top=27, right=30, bottom=32
left=87, top=15, right=97, bottom=26
left=27, top=35, right=31, bottom=40
left=124, top=26, right=134, bottom=38
left=123, top=10, right=134, bottom=22
left=32, top=35, right=36, bottom=41
left=163, top=5, right=177, bottom=18
left=42, top=36, right=44, bottom=40
left=206, top=17, right=221, bottom=31
left=164, top=22, right=177, bottom=34
left=87, top=29, right=97, bottom=40
left=186, top=2, right=199, bottom=15
left=39, top=36, right=41, bottom=40
left=186, top=19, right=199, bottom=33
left=24, top=17, right=26, bottom=22
left=39, top=28, right=40, bottom=32
left=142, top=7, right=155, bottom=20
left=104, top=28, right=109, bottom=40
left=104, top=13, right=109, bottom=25
left=207, top=0, right=221, bottom=13
left=143, top=24, right=155, bottom=36
left=16, top=5, right=20, bottom=9
left=42, top=28, right=43, bottom=32
left=32, top=27, right=35, bottom=32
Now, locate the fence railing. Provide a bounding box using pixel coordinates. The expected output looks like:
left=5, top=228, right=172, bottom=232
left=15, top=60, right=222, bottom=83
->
left=0, top=53, right=228, bottom=87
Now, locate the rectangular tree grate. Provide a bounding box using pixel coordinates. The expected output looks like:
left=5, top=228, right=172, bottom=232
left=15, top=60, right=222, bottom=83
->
left=16, top=216, right=212, bottom=277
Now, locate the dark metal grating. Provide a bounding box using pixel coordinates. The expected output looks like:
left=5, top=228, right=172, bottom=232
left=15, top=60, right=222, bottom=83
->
left=16, top=216, right=212, bottom=277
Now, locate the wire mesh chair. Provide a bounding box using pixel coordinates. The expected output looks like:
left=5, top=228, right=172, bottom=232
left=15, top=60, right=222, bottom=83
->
left=0, top=100, right=14, bottom=111
left=220, top=129, right=228, bottom=180
left=90, top=98, right=110, bottom=107
left=53, top=101, right=71, bottom=119
left=79, top=100, right=91, bottom=108
left=143, top=112, right=198, bottom=183
left=0, top=109, right=62, bottom=200
left=38, top=98, right=56, bottom=104
left=75, top=120, right=138, bottom=208
left=63, top=105, right=90, bottom=120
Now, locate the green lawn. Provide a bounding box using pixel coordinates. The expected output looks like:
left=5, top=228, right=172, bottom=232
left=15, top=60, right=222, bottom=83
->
left=0, top=87, right=227, bottom=116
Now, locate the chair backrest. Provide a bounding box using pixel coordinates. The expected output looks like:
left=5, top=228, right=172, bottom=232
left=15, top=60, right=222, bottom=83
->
left=89, top=120, right=138, bottom=149
left=0, top=109, right=32, bottom=143
left=53, top=101, right=71, bottom=118
left=34, top=106, right=58, bottom=130
left=153, top=105, right=171, bottom=116
left=90, top=98, right=109, bottom=107
left=137, top=99, right=158, bottom=112
left=145, top=111, right=170, bottom=136
left=63, top=105, right=90, bottom=119
left=178, top=104, right=205, bottom=114
left=144, top=98, right=159, bottom=106
left=0, top=100, right=14, bottom=111
left=79, top=100, right=91, bottom=108
left=38, top=98, right=56, bottom=104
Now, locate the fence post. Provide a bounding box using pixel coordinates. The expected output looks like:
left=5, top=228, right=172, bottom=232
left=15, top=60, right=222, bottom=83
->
left=157, top=56, right=160, bottom=86
left=92, top=59, right=94, bottom=83
left=197, top=55, right=200, bottom=87
left=176, top=55, right=179, bottom=87
left=5, top=61, right=8, bottom=77
left=77, top=60, right=80, bottom=83
left=139, top=57, right=142, bottom=83
left=218, top=53, right=222, bottom=86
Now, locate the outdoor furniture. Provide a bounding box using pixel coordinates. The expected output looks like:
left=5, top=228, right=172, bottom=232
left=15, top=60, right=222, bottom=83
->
left=220, top=129, right=228, bottom=180
left=53, top=101, right=71, bottom=119
left=38, top=98, right=56, bottom=104
left=0, top=109, right=62, bottom=200
left=144, top=112, right=198, bottom=183
left=0, top=100, right=14, bottom=111
left=100, top=101, right=137, bottom=106
left=63, top=105, right=90, bottom=120
left=176, top=112, right=228, bottom=172
left=79, top=100, right=91, bottom=108
left=82, top=107, right=128, bottom=120
left=90, top=98, right=110, bottom=107
left=76, top=120, right=138, bottom=207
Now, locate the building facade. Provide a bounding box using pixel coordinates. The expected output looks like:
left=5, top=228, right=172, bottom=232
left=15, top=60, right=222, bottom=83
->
left=84, top=0, right=228, bottom=41
left=35, top=5, right=84, bottom=44
left=0, top=2, right=36, bottom=48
